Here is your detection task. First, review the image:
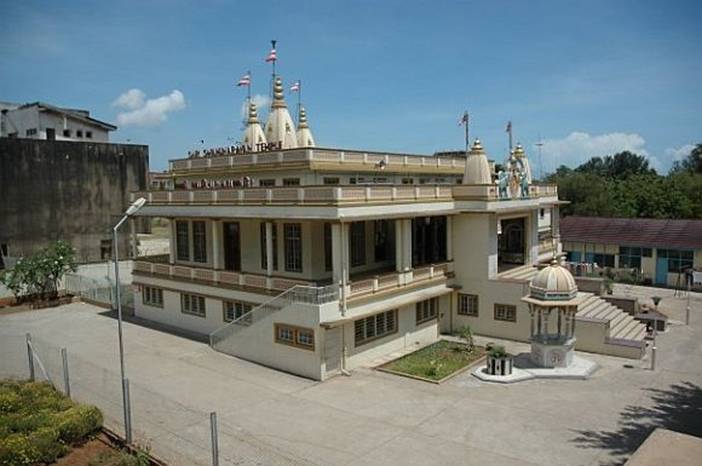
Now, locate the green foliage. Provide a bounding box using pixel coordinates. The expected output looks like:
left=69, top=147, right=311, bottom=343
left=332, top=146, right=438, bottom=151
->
left=0, top=380, right=103, bottom=465
left=487, top=345, right=508, bottom=358
left=457, top=325, right=474, bottom=351
left=0, top=240, right=77, bottom=302
left=671, top=143, right=702, bottom=174
left=383, top=340, right=484, bottom=381
left=546, top=147, right=702, bottom=219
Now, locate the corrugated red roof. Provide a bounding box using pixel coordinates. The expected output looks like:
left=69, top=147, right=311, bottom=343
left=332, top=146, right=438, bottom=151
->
left=560, top=216, right=702, bottom=250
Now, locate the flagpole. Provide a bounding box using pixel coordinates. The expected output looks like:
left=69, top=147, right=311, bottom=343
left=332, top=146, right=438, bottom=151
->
left=508, top=121, right=513, bottom=151
left=465, top=111, right=469, bottom=152
left=247, top=70, right=251, bottom=102
left=298, top=80, right=302, bottom=125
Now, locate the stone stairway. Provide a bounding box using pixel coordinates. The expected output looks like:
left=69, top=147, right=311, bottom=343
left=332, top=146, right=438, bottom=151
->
left=575, top=293, right=647, bottom=358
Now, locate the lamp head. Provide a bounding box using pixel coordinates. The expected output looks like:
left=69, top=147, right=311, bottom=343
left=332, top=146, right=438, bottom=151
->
left=126, top=197, right=146, bottom=216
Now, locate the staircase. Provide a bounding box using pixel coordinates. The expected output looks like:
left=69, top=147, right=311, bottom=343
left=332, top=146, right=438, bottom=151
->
left=575, top=293, right=647, bottom=358
left=210, top=284, right=337, bottom=356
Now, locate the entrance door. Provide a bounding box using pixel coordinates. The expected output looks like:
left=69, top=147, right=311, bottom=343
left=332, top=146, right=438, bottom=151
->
left=498, top=218, right=525, bottom=265
left=655, top=258, right=668, bottom=286
left=323, top=327, right=341, bottom=377
left=223, top=222, right=241, bottom=271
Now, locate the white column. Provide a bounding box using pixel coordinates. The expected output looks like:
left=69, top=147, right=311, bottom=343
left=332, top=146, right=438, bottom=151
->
left=395, top=219, right=403, bottom=272
left=169, top=219, right=176, bottom=264
left=332, top=224, right=343, bottom=285
left=212, top=220, right=222, bottom=270
left=402, top=219, right=412, bottom=271
left=265, top=221, right=274, bottom=276
left=446, top=216, right=453, bottom=261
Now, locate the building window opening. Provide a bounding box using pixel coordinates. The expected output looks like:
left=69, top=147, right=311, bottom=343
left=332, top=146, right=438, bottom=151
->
left=412, top=216, right=447, bottom=267
left=498, top=217, right=526, bottom=271
left=284, top=223, right=302, bottom=272
left=350, top=222, right=366, bottom=267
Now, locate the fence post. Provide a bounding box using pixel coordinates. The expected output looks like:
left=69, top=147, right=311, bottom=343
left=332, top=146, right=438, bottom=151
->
left=26, top=333, right=35, bottom=381
left=61, top=348, right=71, bottom=398
left=210, top=412, right=219, bottom=466
left=123, top=378, right=133, bottom=444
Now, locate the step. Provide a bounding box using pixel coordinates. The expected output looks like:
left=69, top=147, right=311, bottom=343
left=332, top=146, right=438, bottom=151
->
left=629, top=326, right=647, bottom=342
left=579, top=299, right=608, bottom=318
left=590, top=302, right=615, bottom=320
left=610, top=314, right=635, bottom=337
left=608, top=312, right=629, bottom=331
left=576, top=297, right=600, bottom=316
left=621, top=320, right=646, bottom=340
left=592, top=304, right=618, bottom=321
left=611, top=319, right=639, bottom=340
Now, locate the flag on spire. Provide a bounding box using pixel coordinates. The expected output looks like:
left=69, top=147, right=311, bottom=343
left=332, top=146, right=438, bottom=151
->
left=506, top=121, right=512, bottom=133
left=236, top=72, right=251, bottom=87
left=290, top=81, right=300, bottom=92
left=458, top=111, right=469, bottom=126
left=265, top=46, right=277, bottom=62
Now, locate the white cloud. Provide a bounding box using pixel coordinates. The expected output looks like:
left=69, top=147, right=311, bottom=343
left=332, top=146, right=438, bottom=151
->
left=114, top=89, right=186, bottom=127
left=112, top=89, right=145, bottom=110
left=664, top=144, right=695, bottom=162
left=240, top=94, right=271, bottom=120
left=535, top=131, right=656, bottom=171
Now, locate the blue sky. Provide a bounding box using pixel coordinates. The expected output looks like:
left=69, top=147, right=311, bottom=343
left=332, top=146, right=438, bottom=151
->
left=1, top=0, right=700, bottom=173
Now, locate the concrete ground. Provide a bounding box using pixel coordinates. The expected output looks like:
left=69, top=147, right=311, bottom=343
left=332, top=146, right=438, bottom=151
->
left=0, top=285, right=700, bottom=466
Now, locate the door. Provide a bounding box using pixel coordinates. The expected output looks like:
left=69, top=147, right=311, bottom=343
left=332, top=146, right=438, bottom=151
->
left=223, top=222, right=241, bottom=271
left=45, top=128, right=56, bottom=140
left=323, top=327, right=341, bottom=378
left=655, top=258, right=668, bottom=286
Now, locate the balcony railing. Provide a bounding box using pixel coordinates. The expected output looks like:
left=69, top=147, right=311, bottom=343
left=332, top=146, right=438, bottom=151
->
left=169, top=147, right=466, bottom=173
left=131, top=185, right=454, bottom=206
left=133, top=257, right=316, bottom=293
left=348, top=262, right=453, bottom=298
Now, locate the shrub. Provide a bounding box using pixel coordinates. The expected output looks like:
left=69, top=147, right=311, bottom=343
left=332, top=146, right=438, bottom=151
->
left=487, top=345, right=508, bottom=358
left=55, top=405, right=103, bottom=444
left=457, top=325, right=474, bottom=351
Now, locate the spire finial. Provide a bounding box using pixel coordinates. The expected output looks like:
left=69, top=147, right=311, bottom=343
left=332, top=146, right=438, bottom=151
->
left=271, top=76, right=286, bottom=109
left=247, top=102, right=259, bottom=124
left=470, top=138, right=484, bottom=153
left=298, top=106, right=308, bottom=128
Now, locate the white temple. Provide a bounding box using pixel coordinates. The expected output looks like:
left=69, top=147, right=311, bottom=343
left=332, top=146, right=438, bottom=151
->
left=264, top=76, right=300, bottom=149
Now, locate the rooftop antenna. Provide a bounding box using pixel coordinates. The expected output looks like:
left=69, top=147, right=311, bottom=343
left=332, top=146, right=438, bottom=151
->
left=535, top=134, right=544, bottom=179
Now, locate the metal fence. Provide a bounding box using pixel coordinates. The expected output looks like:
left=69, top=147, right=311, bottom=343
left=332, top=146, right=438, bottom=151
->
left=64, top=272, right=134, bottom=310
left=0, top=333, right=307, bottom=466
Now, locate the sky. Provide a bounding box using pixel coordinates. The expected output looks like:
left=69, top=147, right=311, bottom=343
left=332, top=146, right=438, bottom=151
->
left=1, top=0, right=700, bottom=173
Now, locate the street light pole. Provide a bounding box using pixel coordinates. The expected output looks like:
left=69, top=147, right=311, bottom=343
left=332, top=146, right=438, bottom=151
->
left=112, top=197, right=146, bottom=443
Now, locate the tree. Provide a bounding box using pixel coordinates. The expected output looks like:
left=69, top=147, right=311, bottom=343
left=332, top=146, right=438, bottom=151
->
left=671, top=143, right=702, bottom=174
left=576, top=151, right=656, bottom=179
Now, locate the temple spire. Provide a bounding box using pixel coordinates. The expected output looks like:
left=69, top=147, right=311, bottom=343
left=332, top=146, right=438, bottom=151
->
left=242, top=102, right=267, bottom=150
left=463, top=138, right=492, bottom=185
left=296, top=106, right=315, bottom=147
left=265, top=76, right=298, bottom=149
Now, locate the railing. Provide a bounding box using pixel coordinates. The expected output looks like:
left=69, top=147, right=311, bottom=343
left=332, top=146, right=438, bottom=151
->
left=130, top=184, right=454, bottom=206
left=348, top=262, right=453, bottom=298
left=209, top=284, right=338, bottom=354
left=169, top=147, right=467, bottom=172
left=133, top=257, right=316, bottom=292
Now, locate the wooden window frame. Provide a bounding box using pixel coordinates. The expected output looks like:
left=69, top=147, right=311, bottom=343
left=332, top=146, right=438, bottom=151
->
left=416, top=297, right=439, bottom=325
left=181, top=293, right=206, bottom=318
left=323, top=177, right=340, bottom=185
left=283, top=223, right=303, bottom=273
left=283, top=178, right=300, bottom=186
left=175, top=220, right=190, bottom=261
left=494, top=303, right=517, bottom=322
left=458, top=293, right=479, bottom=317
left=223, top=300, right=253, bottom=323
left=350, top=221, right=366, bottom=267
left=259, top=179, right=276, bottom=187
left=142, top=286, right=164, bottom=308
left=260, top=222, right=279, bottom=271
left=192, top=220, right=207, bottom=263
left=354, top=309, right=398, bottom=347
left=274, top=323, right=315, bottom=351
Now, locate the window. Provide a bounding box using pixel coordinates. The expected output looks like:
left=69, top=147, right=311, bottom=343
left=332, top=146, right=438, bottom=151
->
left=284, top=223, right=302, bottom=272
left=192, top=221, right=207, bottom=263
left=223, top=300, right=253, bottom=323
left=275, top=324, right=315, bottom=351
left=259, top=179, right=276, bottom=187
left=374, top=220, right=391, bottom=262
left=283, top=178, right=300, bottom=186
left=223, top=222, right=241, bottom=271
left=494, top=304, right=516, bottom=322
left=619, top=246, right=643, bottom=269
left=458, top=294, right=479, bottom=317
left=401, top=178, right=414, bottom=185
left=539, top=208, right=545, bottom=219
left=260, top=222, right=278, bottom=270
left=592, top=253, right=615, bottom=268
left=86, top=131, right=92, bottom=139
left=412, top=216, right=447, bottom=266
left=324, top=223, right=332, bottom=271
left=142, top=286, right=164, bottom=307
left=181, top=293, right=206, bottom=317
left=63, top=129, right=71, bottom=137
left=658, top=249, right=694, bottom=273
left=416, top=298, right=439, bottom=324
left=25, top=128, right=37, bottom=136
left=76, top=130, right=83, bottom=138
left=350, top=222, right=366, bottom=267
left=176, top=221, right=190, bottom=261
left=354, top=309, right=397, bottom=346
left=323, top=177, right=340, bottom=185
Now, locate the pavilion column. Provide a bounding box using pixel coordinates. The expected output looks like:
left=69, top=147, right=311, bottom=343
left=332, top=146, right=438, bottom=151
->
left=536, top=309, right=542, bottom=338
left=570, top=309, right=576, bottom=338
left=212, top=220, right=222, bottom=270
left=529, top=308, right=535, bottom=338
left=265, top=221, right=274, bottom=276
left=557, top=308, right=562, bottom=337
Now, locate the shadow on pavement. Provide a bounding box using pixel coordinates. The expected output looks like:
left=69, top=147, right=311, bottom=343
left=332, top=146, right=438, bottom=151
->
left=97, top=308, right=210, bottom=344
left=571, top=381, right=702, bottom=465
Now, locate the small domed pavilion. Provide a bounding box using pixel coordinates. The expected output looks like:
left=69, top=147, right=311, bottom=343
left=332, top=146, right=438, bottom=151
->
left=521, top=259, right=584, bottom=368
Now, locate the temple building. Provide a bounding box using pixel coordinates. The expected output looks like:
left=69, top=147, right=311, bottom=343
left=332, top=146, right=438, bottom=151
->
left=128, top=80, right=647, bottom=381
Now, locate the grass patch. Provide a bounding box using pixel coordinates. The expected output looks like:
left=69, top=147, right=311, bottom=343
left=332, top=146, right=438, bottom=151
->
left=381, top=340, right=485, bottom=382
left=0, top=380, right=103, bottom=465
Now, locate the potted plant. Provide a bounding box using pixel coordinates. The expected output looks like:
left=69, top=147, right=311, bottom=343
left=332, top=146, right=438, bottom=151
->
left=486, top=344, right=513, bottom=376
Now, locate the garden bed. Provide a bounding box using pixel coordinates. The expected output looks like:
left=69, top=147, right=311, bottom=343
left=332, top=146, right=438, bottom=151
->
left=0, top=380, right=155, bottom=465
left=378, top=340, right=486, bottom=383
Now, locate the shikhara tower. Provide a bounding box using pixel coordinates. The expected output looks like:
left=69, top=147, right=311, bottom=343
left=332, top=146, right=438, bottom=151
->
left=242, top=101, right=267, bottom=150
left=264, top=76, right=299, bottom=149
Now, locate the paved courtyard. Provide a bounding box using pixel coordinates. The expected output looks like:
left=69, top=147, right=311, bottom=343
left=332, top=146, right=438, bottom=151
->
left=1, top=285, right=700, bottom=465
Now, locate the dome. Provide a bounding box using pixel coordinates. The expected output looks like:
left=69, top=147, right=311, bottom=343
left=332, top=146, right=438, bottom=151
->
left=529, top=259, right=577, bottom=301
